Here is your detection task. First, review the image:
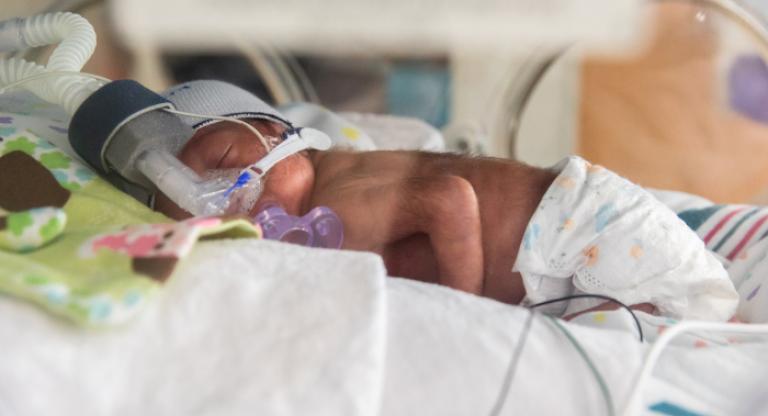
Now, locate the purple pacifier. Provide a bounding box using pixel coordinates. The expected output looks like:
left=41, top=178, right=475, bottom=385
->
left=254, top=204, right=344, bottom=249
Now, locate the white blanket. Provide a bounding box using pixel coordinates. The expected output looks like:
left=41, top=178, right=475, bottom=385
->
left=0, top=240, right=387, bottom=416
left=2, top=238, right=766, bottom=415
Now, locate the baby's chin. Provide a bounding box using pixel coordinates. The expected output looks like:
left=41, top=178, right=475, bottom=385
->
left=249, top=168, right=314, bottom=218
left=248, top=187, right=305, bottom=218
left=250, top=161, right=315, bottom=216
left=248, top=197, right=275, bottom=218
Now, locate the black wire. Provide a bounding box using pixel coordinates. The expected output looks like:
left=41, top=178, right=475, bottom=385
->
left=529, top=294, right=645, bottom=342
left=488, top=309, right=536, bottom=416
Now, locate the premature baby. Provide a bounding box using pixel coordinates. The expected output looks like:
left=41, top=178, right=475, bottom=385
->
left=155, top=80, right=738, bottom=320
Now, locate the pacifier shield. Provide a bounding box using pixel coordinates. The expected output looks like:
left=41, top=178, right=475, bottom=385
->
left=253, top=204, right=343, bottom=249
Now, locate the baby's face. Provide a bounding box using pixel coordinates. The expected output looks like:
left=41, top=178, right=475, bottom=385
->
left=155, top=119, right=316, bottom=219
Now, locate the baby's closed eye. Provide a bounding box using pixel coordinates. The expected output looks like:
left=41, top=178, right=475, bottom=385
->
left=178, top=124, right=269, bottom=174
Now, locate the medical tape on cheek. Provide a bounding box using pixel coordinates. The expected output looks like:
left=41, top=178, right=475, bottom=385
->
left=222, top=134, right=303, bottom=198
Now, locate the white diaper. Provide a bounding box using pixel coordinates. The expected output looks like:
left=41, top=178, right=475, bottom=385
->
left=513, top=156, right=739, bottom=320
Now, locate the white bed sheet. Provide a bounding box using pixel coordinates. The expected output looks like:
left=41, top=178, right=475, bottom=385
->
left=1, top=238, right=766, bottom=415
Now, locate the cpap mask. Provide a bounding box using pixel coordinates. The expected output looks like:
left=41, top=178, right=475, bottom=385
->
left=136, top=124, right=333, bottom=218
left=66, top=79, right=331, bottom=215
left=66, top=79, right=343, bottom=248
left=156, top=80, right=344, bottom=248
left=0, top=13, right=345, bottom=247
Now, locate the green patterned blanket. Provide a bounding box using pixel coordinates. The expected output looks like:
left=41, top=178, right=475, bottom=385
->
left=0, top=117, right=261, bottom=327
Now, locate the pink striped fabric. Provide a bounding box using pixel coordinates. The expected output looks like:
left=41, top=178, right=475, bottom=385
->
left=703, top=207, right=748, bottom=245
left=727, top=214, right=768, bottom=260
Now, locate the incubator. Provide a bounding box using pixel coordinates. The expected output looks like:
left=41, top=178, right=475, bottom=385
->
left=3, top=4, right=768, bottom=416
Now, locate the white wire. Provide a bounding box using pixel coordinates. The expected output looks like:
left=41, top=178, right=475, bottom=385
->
left=546, top=316, right=615, bottom=416
left=163, top=108, right=272, bottom=150
left=232, top=39, right=293, bottom=105
left=0, top=69, right=109, bottom=95
left=489, top=311, right=615, bottom=416
left=266, top=50, right=305, bottom=102
left=283, top=54, right=320, bottom=103
left=488, top=309, right=536, bottom=416
left=622, top=321, right=768, bottom=416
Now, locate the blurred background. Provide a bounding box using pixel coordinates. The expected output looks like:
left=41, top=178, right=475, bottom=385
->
left=3, top=0, right=768, bottom=203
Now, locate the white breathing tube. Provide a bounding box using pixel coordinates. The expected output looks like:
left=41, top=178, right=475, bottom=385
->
left=0, top=12, right=106, bottom=115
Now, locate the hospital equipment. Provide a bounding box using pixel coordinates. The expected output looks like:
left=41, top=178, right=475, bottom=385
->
left=492, top=293, right=768, bottom=416
left=0, top=12, right=335, bottom=226
left=0, top=12, right=103, bottom=114
left=492, top=294, right=644, bottom=416
left=69, top=76, right=331, bottom=217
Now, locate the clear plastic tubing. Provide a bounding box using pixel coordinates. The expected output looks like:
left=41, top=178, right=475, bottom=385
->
left=0, top=12, right=105, bottom=114
left=135, top=149, right=262, bottom=216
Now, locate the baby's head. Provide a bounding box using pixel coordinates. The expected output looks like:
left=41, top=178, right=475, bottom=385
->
left=154, top=81, right=315, bottom=219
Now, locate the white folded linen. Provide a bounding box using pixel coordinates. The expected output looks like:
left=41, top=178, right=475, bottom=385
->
left=0, top=239, right=387, bottom=416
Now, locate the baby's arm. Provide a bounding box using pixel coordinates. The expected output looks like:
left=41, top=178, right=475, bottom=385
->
left=329, top=174, right=485, bottom=294
left=402, top=176, right=484, bottom=293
